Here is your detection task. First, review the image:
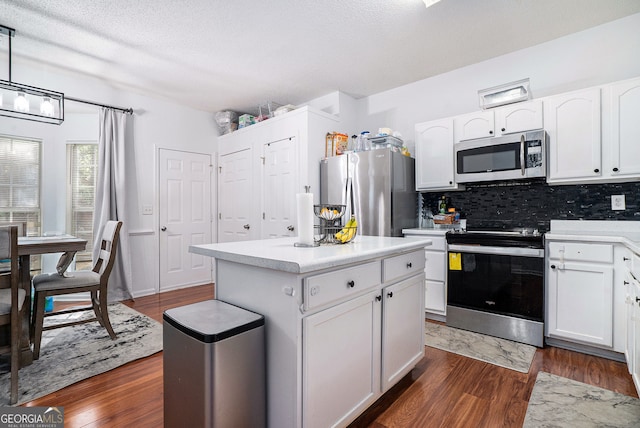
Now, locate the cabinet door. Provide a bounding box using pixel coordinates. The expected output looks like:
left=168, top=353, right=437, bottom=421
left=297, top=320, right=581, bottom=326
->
left=303, top=291, right=381, bottom=428
left=547, top=261, right=614, bottom=347
left=414, top=118, right=458, bottom=190
left=382, top=275, right=425, bottom=392
left=262, top=137, right=298, bottom=239
left=625, top=271, right=636, bottom=373
left=545, top=88, right=602, bottom=183
left=425, top=280, right=446, bottom=314
left=454, top=110, right=494, bottom=141
left=609, top=78, right=640, bottom=177
left=633, top=281, right=640, bottom=394
left=495, top=100, right=543, bottom=135
left=218, top=148, right=256, bottom=242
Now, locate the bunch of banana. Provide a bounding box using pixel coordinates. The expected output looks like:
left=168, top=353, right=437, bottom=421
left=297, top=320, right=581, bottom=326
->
left=335, top=215, right=357, bottom=243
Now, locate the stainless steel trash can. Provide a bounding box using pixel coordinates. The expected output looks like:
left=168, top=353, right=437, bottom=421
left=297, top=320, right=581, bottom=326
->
left=163, top=299, right=265, bottom=428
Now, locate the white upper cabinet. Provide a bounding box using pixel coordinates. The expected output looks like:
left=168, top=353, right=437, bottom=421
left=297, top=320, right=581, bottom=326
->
left=454, top=110, right=495, bottom=141
left=217, top=106, right=339, bottom=242
left=544, top=88, right=602, bottom=183
left=415, top=118, right=461, bottom=191
left=606, top=77, right=640, bottom=178
left=494, top=100, right=543, bottom=135
left=454, top=100, right=543, bottom=142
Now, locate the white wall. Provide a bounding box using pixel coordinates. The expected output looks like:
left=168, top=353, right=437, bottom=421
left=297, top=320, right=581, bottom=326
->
left=3, top=12, right=638, bottom=298
left=356, top=13, right=640, bottom=155
left=0, top=62, right=219, bottom=297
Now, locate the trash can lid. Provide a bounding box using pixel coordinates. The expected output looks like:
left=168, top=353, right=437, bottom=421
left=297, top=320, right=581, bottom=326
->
left=163, top=299, right=264, bottom=343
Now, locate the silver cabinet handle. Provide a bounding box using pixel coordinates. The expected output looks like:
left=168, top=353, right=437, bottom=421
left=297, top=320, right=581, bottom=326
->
left=243, top=224, right=250, bottom=230
left=161, top=226, right=167, bottom=231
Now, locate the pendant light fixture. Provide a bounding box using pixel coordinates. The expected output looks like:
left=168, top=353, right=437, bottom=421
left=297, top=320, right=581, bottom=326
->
left=0, top=24, right=64, bottom=124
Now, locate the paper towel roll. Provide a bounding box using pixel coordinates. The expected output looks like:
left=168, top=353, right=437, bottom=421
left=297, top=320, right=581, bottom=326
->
left=296, top=193, right=315, bottom=245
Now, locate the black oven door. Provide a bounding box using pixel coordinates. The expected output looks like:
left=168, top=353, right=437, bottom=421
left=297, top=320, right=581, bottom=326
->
left=447, top=245, right=544, bottom=322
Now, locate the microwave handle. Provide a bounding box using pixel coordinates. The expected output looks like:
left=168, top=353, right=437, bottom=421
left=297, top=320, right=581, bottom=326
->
left=520, top=134, right=525, bottom=176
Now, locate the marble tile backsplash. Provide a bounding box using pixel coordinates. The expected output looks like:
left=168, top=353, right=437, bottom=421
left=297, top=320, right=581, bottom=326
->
left=422, top=179, right=640, bottom=232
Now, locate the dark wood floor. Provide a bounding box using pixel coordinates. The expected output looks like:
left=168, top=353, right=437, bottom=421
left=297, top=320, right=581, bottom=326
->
left=23, top=284, right=637, bottom=427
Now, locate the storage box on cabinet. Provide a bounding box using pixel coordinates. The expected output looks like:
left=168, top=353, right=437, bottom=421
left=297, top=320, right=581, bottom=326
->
left=304, top=261, right=380, bottom=311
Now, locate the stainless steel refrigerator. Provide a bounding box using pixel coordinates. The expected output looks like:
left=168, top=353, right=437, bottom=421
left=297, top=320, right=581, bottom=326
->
left=320, top=148, right=417, bottom=237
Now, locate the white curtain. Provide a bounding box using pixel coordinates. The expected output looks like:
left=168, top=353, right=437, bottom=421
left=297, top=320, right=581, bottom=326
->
left=93, top=108, right=133, bottom=301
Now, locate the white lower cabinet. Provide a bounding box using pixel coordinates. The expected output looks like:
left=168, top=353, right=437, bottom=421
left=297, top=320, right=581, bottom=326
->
left=402, top=232, right=447, bottom=317
left=302, top=250, right=425, bottom=427
left=303, top=290, right=381, bottom=428
left=631, top=253, right=640, bottom=393
left=381, top=275, right=425, bottom=391
left=547, top=242, right=614, bottom=347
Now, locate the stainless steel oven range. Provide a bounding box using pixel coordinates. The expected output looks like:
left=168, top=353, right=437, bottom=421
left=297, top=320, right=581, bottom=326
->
left=445, top=229, right=544, bottom=347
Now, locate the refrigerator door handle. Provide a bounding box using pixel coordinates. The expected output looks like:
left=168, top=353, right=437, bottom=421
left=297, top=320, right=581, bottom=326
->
left=344, top=177, right=353, bottom=220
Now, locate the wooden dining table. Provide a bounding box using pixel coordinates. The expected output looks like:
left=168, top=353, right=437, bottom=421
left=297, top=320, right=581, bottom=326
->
left=16, top=235, right=88, bottom=365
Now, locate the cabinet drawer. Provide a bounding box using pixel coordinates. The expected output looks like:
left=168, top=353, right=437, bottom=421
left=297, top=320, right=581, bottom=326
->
left=304, top=261, right=380, bottom=310
left=383, top=250, right=425, bottom=283
left=548, top=242, right=613, bottom=263
left=426, top=236, right=446, bottom=251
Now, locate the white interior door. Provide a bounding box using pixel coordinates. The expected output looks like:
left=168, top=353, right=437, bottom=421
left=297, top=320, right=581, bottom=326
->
left=159, top=149, right=212, bottom=291
left=218, top=147, right=255, bottom=242
left=262, top=137, right=297, bottom=239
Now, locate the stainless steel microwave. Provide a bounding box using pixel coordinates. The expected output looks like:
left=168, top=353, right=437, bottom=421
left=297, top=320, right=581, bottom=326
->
left=454, top=130, right=547, bottom=183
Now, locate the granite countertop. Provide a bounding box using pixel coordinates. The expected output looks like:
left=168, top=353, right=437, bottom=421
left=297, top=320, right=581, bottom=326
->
left=190, top=236, right=432, bottom=274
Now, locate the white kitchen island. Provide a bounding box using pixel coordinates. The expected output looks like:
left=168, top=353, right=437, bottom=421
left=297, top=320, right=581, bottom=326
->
left=190, top=236, right=432, bottom=428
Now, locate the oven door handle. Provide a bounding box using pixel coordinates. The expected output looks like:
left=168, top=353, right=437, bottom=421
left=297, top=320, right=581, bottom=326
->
left=447, top=244, right=544, bottom=258
left=520, top=134, right=526, bottom=176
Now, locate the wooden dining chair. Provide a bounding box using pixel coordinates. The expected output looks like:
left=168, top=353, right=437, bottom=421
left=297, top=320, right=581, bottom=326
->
left=0, top=222, right=26, bottom=274
left=0, top=226, right=26, bottom=404
left=30, top=221, right=123, bottom=360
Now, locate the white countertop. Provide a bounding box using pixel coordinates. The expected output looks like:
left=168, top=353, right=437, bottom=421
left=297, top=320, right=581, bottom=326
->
left=402, top=227, right=452, bottom=236
left=546, top=220, right=640, bottom=254
left=190, top=235, right=432, bottom=274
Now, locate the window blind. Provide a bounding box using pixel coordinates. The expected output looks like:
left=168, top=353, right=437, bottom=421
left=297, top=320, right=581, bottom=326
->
left=0, top=136, right=41, bottom=235
left=68, top=144, right=98, bottom=262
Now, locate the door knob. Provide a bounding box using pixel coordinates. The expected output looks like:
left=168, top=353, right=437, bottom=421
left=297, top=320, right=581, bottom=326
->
left=387, top=291, right=393, bottom=298
left=287, top=225, right=295, bottom=231
left=347, top=280, right=355, bottom=288
left=161, top=226, right=167, bottom=231
left=243, top=224, right=250, bottom=230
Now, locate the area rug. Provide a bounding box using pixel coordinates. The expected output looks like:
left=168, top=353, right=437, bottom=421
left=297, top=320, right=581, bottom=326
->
left=0, top=303, right=162, bottom=406
left=524, top=371, right=640, bottom=427
left=424, top=322, right=536, bottom=373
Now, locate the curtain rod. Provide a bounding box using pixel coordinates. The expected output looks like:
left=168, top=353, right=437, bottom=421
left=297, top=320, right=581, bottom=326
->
left=65, top=96, right=134, bottom=114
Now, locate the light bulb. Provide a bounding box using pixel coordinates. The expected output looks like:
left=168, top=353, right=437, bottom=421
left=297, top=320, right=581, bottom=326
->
left=40, top=97, right=54, bottom=117
left=14, top=92, right=29, bottom=112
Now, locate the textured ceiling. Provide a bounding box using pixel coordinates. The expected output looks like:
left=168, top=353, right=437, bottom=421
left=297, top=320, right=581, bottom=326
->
left=1, top=0, right=639, bottom=115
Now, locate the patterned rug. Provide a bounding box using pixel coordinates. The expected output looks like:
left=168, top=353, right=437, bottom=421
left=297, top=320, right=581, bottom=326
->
left=424, top=322, right=536, bottom=373
left=0, top=303, right=162, bottom=406
left=524, top=372, right=640, bottom=427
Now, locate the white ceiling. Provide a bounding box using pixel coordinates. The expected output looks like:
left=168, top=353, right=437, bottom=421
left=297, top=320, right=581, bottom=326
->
left=1, top=0, right=639, bottom=115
